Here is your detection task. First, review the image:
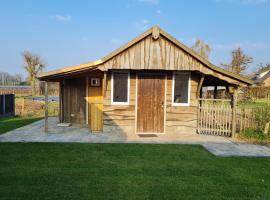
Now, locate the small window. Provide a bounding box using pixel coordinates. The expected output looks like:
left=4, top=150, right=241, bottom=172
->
left=172, top=72, right=190, bottom=106
left=90, top=78, right=101, bottom=87
left=111, top=71, right=130, bottom=105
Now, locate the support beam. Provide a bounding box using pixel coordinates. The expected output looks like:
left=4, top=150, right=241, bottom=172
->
left=44, top=81, right=49, bottom=133
left=59, top=82, right=62, bottom=123
left=214, top=86, right=218, bottom=99
left=103, top=72, right=107, bottom=97
left=197, top=74, right=205, bottom=98
left=231, top=87, right=238, bottom=137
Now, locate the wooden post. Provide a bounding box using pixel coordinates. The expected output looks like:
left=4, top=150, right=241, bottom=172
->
left=197, top=75, right=205, bottom=99
left=103, top=72, right=107, bottom=97
left=231, top=87, right=238, bottom=137
left=44, top=82, right=49, bottom=133
left=21, top=97, right=25, bottom=116
left=59, top=82, right=62, bottom=123
left=214, top=86, right=218, bottom=99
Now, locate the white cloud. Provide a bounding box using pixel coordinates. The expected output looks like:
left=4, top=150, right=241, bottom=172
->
left=179, top=37, right=197, bottom=46
left=51, top=15, right=72, bottom=22
left=212, top=41, right=269, bottom=50
left=213, top=0, right=268, bottom=4
left=135, top=19, right=151, bottom=31
left=138, top=0, right=160, bottom=5
left=110, top=39, right=123, bottom=45
left=81, top=37, right=89, bottom=41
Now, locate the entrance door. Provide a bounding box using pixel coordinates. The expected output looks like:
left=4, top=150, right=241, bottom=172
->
left=136, top=73, right=165, bottom=134
left=88, top=77, right=103, bottom=132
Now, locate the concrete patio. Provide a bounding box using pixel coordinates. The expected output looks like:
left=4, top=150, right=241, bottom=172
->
left=1, top=117, right=270, bottom=157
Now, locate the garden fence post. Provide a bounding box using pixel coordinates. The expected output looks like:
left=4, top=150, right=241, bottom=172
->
left=231, top=87, right=238, bottom=137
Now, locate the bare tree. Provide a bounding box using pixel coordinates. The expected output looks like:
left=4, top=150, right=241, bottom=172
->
left=0, top=72, right=23, bottom=85
left=22, top=51, right=45, bottom=95
left=191, top=39, right=212, bottom=59
left=222, top=47, right=253, bottom=75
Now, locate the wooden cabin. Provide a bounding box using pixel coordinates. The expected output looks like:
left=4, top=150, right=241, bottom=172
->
left=38, top=26, right=252, bottom=136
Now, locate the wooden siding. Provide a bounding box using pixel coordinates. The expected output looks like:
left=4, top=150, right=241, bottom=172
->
left=101, top=35, right=241, bottom=85
left=88, top=72, right=104, bottom=132
left=165, top=72, right=199, bottom=133
left=62, top=77, right=86, bottom=125
left=264, top=77, right=270, bottom=87
left=103, top=71, right=136, bottom=132
left=103, top=71, right=199, bottom=134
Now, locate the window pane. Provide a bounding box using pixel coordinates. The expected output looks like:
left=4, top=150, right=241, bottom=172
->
left=113, top=72, right=128, bottom=103
left=174, top=74, right=189, bottom=104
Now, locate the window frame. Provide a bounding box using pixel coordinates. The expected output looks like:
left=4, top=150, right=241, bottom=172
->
left=172, top=72, right=191, bottom=107
left=111, top=71, right=130, bottom=105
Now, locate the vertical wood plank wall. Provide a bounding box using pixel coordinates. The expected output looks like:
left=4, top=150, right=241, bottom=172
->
left=87, top=71, right=104, bottom=132
left=62, top=77, right=86, bottom=125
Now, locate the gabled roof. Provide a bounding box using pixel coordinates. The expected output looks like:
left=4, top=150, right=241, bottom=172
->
left=38, top=26, right=252, bottom=85
left=254, top=70, right=270, bottom=84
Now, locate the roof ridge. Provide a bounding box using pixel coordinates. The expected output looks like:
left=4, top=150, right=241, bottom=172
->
left=38, top=26, right=253, bottom=85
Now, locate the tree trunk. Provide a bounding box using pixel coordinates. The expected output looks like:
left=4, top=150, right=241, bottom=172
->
left=31, top=79, right=36, bottom=96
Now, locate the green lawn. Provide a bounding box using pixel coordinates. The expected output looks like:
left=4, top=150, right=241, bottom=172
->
left=0, top=117, right=42, bottom=134
left=0, top=143, right=269, bottom=200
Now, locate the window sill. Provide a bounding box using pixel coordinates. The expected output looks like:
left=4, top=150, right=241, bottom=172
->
left=111, top=102, right=129, bottom=106
left=172, top=103, right=190, bottom=107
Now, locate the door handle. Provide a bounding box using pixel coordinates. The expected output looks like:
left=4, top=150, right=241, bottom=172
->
left=161, top=102, right=164, bottom=108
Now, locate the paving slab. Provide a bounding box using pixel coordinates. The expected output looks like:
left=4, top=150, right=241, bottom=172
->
left=1, top=117, right=270, bottom=157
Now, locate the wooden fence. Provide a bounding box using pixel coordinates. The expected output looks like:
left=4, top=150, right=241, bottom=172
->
left=0, top=83, right=59, bottom=96
left=15, top=98, right=59, bottom=117
left=197, top=99, right=232, bottom=136
left=198, top=98, right=270, bottom=136
left=0, top=94, right=15, bottom=117
left=236, top=107, right=270, bottom=133
left=241, top=86, right=270, bottom=100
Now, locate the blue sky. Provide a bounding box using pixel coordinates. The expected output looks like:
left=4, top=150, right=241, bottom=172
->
left=0, top=0, right=269, bottom=78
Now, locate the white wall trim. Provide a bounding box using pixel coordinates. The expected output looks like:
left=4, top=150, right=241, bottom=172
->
left=172, top=72, right=191, bottom=107
left=111, top=71, right=130, bottom=105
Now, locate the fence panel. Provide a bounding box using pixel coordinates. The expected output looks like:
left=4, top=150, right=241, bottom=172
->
left=236, top=107, right=270, bottom=133
left=198, top=99, right=232, bottom=136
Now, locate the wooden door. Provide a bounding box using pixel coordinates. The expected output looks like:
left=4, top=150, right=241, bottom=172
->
left=63, top=78, right=86, bottom=125
left=88, top=78, right=103, bottom=132
left=136, top=74, right=165, bottom=133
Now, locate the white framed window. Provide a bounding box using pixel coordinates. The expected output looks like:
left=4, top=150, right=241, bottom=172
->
left=111, top=71, right=130, bottom=105
left=172, top=72, right=191, bottom=106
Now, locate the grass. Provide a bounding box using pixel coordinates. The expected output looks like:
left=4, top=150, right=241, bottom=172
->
left=0, top=116, right=42, bottom=134
left=0, top=143, right=270, bottom=200
left=238, top=129, right=270, bottom=144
